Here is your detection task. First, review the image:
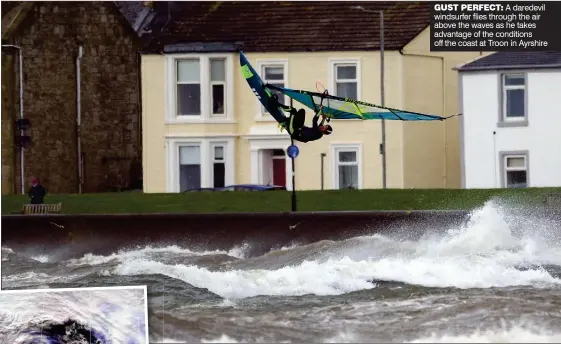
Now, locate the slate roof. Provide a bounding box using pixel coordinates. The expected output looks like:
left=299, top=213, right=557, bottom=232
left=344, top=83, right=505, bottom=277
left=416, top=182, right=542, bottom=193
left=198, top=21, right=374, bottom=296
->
left=2, top=1, right=143, bottom=41
left=142, top=1, right=431, bottom=54
left=458, top=51, right=561, bottom=71
left=114, top=1, right=145, bottom=28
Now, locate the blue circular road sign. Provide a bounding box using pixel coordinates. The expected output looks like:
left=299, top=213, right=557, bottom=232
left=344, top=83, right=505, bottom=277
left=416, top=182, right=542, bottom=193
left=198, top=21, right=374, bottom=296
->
left=287, top=145, right=299, bottom=159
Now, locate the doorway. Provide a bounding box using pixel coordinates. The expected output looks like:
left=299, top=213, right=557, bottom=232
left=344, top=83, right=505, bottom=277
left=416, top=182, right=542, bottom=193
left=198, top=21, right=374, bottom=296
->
left=261, top=149, right=286, bottom=187
left=272, top=156, right=286, bottom=187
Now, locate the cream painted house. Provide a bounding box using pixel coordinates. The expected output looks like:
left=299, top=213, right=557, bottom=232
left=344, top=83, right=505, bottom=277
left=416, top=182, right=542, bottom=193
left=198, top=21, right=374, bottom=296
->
left=140, top=2, right=484, bottom=193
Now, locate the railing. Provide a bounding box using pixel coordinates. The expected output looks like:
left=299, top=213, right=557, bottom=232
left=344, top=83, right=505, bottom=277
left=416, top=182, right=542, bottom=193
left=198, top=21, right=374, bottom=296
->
left=21, top=202, right=63, bottom=215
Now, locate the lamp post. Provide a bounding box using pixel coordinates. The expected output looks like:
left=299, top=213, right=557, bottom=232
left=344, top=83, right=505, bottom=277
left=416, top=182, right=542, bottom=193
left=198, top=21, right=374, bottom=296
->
left=350, top=6, right=387, bottom=189
left=287, top=98, right=298, bottom=212
left=320, top=153, right=326, bottom=190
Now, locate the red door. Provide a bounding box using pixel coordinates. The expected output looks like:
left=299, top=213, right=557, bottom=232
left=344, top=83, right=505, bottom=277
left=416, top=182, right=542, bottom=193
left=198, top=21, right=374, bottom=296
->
left=272, top=158, right=286, bottom=187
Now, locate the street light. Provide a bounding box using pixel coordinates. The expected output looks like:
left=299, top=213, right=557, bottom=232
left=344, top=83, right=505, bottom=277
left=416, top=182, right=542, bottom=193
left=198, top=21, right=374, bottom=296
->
left=350, top=5, right=387, bottom=189
left=320, top=153, right=326, bottom=190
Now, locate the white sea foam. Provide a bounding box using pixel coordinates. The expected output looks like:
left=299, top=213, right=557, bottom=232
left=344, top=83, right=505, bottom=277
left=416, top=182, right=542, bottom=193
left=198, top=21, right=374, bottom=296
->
left=1, top=271, right=84, bottom=289
left=201, top=334, right=239, bottom=343
left=200, top=334, right=292, bottom=343
left=30, top=255, right=50, bottom=263
left=112, top=202, right=561, bottom=299
left=199, top=325, right=561, bottom=343
left=66, top=243, right=250, bottom=267
left=409, top=323, right=561, bottom=343
left=1, top=246, right=14, bottom=261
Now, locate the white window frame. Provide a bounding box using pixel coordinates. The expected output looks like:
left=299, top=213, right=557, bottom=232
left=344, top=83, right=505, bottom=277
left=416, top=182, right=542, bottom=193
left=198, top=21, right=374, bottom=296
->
left=500, top=73, right=527, bottom=123
left=177, top=143, right=203, bottom=191
left=500, top=152, right=529, bottom=188
left=255, top=58, right=289, bottom=121
left=328, top=58, right=361, bottom=103
left=165, top=54, right=235, bottom=124
left=331, top=143, right=363, bottom=190
left=165, top=136, right=235, bottom=192
left=210, top=142, right=227, bottom=188
left=175, top=58, right=202, bottom=117
left=209, top=57, right=228, bottom=118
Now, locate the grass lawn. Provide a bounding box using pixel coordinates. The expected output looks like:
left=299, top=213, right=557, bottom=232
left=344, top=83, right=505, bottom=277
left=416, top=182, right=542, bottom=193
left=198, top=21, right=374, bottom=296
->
left=2, top=188, right=560, bottom=214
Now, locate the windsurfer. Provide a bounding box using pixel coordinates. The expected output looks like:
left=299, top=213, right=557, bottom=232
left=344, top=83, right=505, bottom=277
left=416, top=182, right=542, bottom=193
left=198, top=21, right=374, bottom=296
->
left=284, top=107, right=333, bottom=143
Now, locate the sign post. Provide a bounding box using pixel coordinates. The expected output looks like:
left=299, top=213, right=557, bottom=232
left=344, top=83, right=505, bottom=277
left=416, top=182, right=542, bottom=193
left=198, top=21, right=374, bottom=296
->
left=287, top=142, right=299, bottom=212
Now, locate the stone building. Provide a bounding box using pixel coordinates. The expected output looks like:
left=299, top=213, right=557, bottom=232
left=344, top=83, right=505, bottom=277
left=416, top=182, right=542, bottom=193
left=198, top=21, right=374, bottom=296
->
left=1, top=1, right=147, bottom=194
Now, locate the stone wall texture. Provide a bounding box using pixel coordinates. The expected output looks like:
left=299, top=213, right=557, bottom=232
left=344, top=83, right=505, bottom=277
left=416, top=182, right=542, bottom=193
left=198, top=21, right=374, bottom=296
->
left=2, top=2, right=141, bottom=194
left=1, top=53, right=16, bottom=194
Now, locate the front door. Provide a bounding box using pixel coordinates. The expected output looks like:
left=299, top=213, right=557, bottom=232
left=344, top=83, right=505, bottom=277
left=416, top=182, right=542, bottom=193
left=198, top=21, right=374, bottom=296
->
left=272, top=157, right=286, bottom=187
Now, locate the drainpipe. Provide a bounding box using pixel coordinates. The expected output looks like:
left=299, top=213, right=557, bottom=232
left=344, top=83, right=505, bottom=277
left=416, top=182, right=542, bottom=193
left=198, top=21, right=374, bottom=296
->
left=76, top=45, right=83, bottom=193
left=2, top=44, right=25, bottom=194
left=398, top=50, right=447, bottom=187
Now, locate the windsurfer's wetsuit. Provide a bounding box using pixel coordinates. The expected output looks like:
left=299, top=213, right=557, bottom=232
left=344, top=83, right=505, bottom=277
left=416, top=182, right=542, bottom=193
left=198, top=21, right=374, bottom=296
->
left=269, top=96, right=332, bottom=142
left=285, top=108, right=329, bottom=143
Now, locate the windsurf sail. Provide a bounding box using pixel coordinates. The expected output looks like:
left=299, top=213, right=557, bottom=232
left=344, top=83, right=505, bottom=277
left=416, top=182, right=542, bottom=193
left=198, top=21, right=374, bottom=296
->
left=266, top=85, right=458, bottom=121
left=239, top=51, right=288, bottom=125
left=240, top=50, right=457, bottom=123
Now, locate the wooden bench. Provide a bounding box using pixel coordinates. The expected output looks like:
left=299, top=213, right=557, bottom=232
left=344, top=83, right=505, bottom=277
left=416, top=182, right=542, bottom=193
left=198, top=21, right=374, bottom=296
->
left=545, top=193, right=561, bottom=208
left=21, top=202, right=63, bottom=215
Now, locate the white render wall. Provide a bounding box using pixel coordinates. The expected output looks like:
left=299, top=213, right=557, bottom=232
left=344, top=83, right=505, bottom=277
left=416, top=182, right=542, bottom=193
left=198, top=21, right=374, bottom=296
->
left=460, top=70, right=561, bottom=188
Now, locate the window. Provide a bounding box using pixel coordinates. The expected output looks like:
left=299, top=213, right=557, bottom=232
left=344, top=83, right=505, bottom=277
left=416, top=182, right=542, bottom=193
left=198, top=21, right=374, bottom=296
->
left=334, top=63, right=358, bottom=99
left=169, top=138, right=235, bottom=192
left=501, top=74, right=526, bottom=121
left=332, top=145, right=361, bottom=189
left=257, top=60, right=288, bottom=117
left=502, top=154, right=528, bottom=188
left=210, top=58, right=226, bottom=115
left=167, top=54, right=233, bottom=122
left=212, top=144, right=225, bottom=188
left=176, top=60, right=201, bottom=116
left=179, top=145, right=201, bottom=191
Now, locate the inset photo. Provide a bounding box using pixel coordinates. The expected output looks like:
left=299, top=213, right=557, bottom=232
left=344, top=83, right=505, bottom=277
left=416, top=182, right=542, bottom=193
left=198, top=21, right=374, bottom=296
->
left=0, top=286, right=148, bottom=344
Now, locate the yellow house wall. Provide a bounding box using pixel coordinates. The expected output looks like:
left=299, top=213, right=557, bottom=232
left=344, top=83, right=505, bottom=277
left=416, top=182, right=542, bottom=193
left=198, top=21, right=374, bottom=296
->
left=141, top=55, right=167, bottom=193
left=401, top=55, right=445, bottom=188
left=235, top=138, right=250, bottom=185
left=400, top=27, right=491, bottom=188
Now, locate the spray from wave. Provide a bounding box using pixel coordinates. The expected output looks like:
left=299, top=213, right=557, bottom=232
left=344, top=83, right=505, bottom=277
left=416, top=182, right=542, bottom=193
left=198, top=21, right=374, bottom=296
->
left=66, top=243, right=250, bottom=267
left=3, top=201, right=561, bottom=343
left=110, top=201, right=561, bottom=299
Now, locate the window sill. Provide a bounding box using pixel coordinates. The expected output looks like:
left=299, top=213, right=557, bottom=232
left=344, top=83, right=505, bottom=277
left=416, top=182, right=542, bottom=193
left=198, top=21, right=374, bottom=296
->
left=497, top=119, right=528, bottom=128
left=165, top=117, right=237, bottom=124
